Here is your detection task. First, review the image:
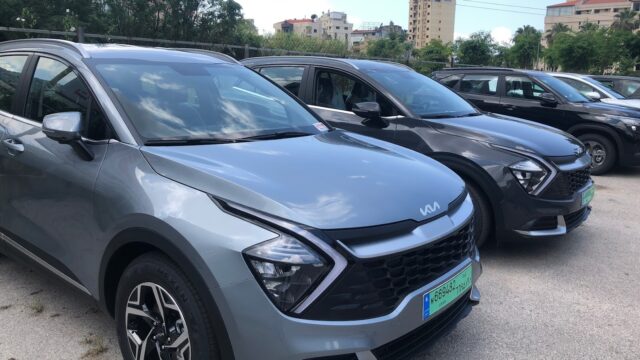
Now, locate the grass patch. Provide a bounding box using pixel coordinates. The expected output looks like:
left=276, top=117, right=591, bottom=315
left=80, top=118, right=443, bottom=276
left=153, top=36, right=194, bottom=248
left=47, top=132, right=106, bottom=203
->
left=81, top=335, right=108, bottom=358
left=29, top=301, right=44, bottom=314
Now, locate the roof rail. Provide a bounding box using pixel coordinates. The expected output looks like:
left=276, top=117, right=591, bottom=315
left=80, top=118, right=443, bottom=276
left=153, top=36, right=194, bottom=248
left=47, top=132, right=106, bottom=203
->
left=243, top=55, right=360, bottom=69
left=436, top=66, right=514, bottom=72
left=0, top=38, right=88, bottom=57
left=169, top=48, right=240, bottom=64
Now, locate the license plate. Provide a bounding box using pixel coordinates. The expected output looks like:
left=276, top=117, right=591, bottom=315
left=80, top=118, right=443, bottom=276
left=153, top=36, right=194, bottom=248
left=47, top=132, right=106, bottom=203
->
left=582, top=185, right=595, bottom=206
left=423, top=266, right=472, bottom=320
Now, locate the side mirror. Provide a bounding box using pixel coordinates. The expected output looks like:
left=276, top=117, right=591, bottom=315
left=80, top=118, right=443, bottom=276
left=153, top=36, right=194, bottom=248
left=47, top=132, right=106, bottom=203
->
left=42, top=112, right=94, bottom=161
left=43, top=112, right=82, bottom=143
left=539, top=93, right=558, bottom=107
left=353, top=102, right=389, bottom=129
left=584, top=91, right=601, bottom=101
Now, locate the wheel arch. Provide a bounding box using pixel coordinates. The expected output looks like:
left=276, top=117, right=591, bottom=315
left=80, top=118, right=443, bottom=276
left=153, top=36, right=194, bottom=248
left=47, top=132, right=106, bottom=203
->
left=99, top=218, right=235, bottom=359
left=429, top=153, right=504, bottom=234
left=567, top=124, right=623, bottom=163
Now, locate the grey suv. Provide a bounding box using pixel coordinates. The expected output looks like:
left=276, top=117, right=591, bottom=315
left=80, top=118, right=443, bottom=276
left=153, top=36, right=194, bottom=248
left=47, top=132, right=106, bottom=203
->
left=0, top=40, right=481, bottom=360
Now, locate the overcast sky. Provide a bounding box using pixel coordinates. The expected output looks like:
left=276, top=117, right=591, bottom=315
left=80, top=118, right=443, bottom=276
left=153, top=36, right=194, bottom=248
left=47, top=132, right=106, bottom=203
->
left=237, top=0, right=563, bottom=45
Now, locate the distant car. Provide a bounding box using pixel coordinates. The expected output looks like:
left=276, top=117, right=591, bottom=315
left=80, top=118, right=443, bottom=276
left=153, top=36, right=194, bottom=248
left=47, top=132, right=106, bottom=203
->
left=243, top=56, right=595, bottom=247
left=433, top=67, right=640, bottom=174
left=589, top=75, right=640, bottom=99
left=551, top=73, right=640, bottom=109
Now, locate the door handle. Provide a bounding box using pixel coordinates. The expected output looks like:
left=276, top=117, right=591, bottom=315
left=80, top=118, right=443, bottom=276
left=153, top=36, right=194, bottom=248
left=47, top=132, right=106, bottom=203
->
left=3, top=138, right=25, bottom=155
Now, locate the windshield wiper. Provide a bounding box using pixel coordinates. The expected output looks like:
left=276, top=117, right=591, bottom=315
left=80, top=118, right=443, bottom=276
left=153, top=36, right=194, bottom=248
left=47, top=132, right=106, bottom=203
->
left=144, top=137, right=248, bottom=146
left=235, top=131, right=314, bottom=141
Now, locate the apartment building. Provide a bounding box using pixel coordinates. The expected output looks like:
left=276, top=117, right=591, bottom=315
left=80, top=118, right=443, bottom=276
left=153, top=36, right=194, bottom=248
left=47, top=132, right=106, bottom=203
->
left=545, top=0, right=640, bottom=32
left=273, top=11, right=354, bottom=47
left=408, top=0, right=456, bottom=48
left=351, top=22, right=405, bottom=53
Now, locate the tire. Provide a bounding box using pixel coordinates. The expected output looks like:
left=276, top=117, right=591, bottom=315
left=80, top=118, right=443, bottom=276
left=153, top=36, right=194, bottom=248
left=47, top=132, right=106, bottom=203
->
left=115, top=252, right=219, bottom=360
left=465, top=180, right=492, bottom=248
left=578, top=133, right=616, bottom=175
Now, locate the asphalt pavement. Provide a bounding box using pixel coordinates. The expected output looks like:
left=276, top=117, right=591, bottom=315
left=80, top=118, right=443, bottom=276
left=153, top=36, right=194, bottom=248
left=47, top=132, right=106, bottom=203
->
left=0, top=168, right=639, bottom=360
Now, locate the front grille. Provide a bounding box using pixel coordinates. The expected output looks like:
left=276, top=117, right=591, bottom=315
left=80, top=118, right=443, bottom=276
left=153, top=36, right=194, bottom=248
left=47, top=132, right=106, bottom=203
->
left=565, top=207, right=590, bottom=231
left=372, top=293, right=472, bottom=360
left=302, top=221, right=475, bottom=321
left=541, top=168, right=591, bottom=200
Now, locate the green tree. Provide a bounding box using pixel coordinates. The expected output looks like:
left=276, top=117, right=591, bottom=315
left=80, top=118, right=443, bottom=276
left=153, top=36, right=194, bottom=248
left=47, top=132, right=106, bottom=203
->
left=545, top=23, right=570, bottom=46
left=263, top=32, right=348, bottom=56
left=579, top=21, right=600, bottom=32
left=366, top=32, right=412, bottom=59
left=455, top=31, right=495, bottom=65
left=612, top=9, right=639, bottom=31
left=510, top=25, right=542, bottom=69
left=413, top=39, right=452, bottom=73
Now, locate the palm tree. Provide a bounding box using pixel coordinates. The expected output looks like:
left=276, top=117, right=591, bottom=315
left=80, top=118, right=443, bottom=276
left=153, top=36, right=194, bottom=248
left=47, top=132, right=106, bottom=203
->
left=612, top=9, right=639, bottom=31
left=545, top=23, right=570, bottom=45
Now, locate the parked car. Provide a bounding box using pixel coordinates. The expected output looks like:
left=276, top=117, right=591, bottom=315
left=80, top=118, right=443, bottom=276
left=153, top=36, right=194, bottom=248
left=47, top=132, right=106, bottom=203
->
left=589, top=75, right=640, bottom=99
left=0, top=40, right=483, bottom=360
left=433, top=67, right=640, bottom=174
left=243, top=57, right=594, bottom=247
left=551, top=72, right=640, bottom=109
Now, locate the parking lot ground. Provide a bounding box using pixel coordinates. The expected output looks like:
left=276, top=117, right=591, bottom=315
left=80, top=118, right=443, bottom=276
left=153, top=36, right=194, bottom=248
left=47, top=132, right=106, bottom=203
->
left=1, top=168, right=639, bottom=360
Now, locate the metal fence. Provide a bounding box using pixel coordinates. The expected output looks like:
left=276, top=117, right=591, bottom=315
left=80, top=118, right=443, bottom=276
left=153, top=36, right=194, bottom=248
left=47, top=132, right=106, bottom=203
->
left=0, top=26, right=477, bottom=72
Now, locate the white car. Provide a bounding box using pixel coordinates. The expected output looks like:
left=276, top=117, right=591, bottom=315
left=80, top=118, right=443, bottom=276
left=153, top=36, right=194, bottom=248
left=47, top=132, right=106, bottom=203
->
left=551, top=72, right=640, bottom=109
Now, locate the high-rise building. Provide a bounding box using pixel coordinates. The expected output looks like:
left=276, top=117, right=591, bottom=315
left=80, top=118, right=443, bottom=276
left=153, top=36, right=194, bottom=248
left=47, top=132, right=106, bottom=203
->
left=408, top=0, right=456, bottom=48
left=545, top=0, right=640, bottom=34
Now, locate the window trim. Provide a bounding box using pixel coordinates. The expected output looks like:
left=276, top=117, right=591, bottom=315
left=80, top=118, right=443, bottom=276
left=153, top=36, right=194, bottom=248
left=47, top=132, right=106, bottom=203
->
left=503, top=75, right=554, bottom=103
left=18, top=53, right=116, bottom=141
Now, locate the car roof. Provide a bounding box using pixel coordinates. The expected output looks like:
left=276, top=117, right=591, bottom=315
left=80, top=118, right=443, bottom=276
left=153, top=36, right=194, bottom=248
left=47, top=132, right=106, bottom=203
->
left=0, top=38, right=238, bottom=64
left=588, top=74, right=640, bottom=81
left=241, top=56, right=414, bottom=72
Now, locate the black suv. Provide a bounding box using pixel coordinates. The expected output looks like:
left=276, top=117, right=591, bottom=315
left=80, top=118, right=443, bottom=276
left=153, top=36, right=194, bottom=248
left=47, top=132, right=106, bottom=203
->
left=243, top=57, right=594, bottom=246
left=589, top=75, right=640, bottom=99
left=433, top=67, right=640, bottom=174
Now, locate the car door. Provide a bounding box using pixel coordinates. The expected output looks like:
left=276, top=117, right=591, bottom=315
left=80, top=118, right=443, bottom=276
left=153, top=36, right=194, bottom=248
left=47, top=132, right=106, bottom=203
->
left=258, top=65, right=308, bottom=99
left=306, top=67, right=398, bottom=142
left=457, top=73, right=503, bottom=113
left=500, top=75, right=565, bottom=127
left=0, top=54, right=111, bottom=283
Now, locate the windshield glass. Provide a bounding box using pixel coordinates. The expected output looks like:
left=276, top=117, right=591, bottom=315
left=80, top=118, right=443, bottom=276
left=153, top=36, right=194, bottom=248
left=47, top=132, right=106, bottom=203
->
left=581, top=77, right=625, bottom=99
left=363, top=68, right=477, bottom=118
left=533, top=75, right=591, bottom=103
left=92, top=60, right=324, bottom=142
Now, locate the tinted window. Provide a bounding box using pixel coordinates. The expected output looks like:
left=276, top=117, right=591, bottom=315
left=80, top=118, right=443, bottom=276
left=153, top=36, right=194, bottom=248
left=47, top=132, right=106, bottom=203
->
left=364, top=68, right=477, bottom=118
left=460, top=74, right=498, bottom=96
left=440, top=74, right=461, bottom=89
left=260, top=67, right=304, bottom=96
left=619, top=80, right=640, bottom=98
left=505, top=76, right=547, bottom=100
left=25, top=57, right=110, bottom=139
left=534, top=75, right=590, bottom=103
left=558, top=77, right=597, bottom=96
left=0, top=55, right=28, bottom=113
left=315, top=70, right=397, bottom=116
left=92, top=61, right=323, bottom=141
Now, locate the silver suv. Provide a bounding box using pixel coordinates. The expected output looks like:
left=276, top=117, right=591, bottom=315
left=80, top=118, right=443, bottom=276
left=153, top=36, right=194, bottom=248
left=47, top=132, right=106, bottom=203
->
left=0, top=40, right=481, bottom=360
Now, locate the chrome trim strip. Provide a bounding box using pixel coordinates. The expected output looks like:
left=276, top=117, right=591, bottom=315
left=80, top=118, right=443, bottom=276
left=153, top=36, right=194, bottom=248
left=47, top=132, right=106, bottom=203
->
left=515, top=215, right=567, bottom=237
left=555, top=153, right=592, bottom=172
left=0, top=231, right=91, bottom=295
left=336, top=195, right=474, bottom=259
left=308, top=105, right=406, bottom=120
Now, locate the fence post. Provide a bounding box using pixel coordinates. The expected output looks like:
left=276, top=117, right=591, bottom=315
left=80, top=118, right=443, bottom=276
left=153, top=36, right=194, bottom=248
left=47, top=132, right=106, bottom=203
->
left=76, top=26, right=85, bottom=43
left=244, top=44, right=249, bottom=59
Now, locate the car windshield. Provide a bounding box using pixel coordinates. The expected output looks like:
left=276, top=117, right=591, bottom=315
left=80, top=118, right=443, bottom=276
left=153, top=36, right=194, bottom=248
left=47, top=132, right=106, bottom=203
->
left=363, top=68, right=478, bottom=118
left=91, top=60, right=325, bottom=143
left=581, top=77, right=625, bottom=99
left=533, top=75, right=591, bottom=103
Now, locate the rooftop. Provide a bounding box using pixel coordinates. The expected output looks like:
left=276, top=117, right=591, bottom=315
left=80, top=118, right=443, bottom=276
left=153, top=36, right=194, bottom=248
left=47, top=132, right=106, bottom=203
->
left=548, top=0, right=636, bottom=8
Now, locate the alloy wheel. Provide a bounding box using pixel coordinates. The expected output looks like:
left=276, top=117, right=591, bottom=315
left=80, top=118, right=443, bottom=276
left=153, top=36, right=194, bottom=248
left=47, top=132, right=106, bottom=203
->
left=584, top=140, right=607, bottom=167
left=125, top=282, right=191, bottom=360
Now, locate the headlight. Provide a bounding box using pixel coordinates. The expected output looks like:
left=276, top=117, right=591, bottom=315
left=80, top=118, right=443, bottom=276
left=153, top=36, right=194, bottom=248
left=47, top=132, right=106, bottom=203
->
left=509, top=159, right=550, bottom=194
left=244, top=234, right=330, bottom=312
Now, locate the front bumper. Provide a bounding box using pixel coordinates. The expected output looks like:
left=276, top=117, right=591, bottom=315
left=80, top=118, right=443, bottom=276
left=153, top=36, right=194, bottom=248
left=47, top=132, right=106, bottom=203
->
left=500, top=179, right=593, bottom=238
left=221, top=250, right=482, bottom=360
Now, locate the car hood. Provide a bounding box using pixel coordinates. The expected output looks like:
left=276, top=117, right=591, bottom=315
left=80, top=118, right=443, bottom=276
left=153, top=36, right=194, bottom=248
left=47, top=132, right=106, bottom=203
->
left=430, top=113, right=584, bottom=157
left=577, top=100, right=640, bottom=116
left=141, top=131, right=465, bottom=230
left=601, top=98, right=640, bottom=110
